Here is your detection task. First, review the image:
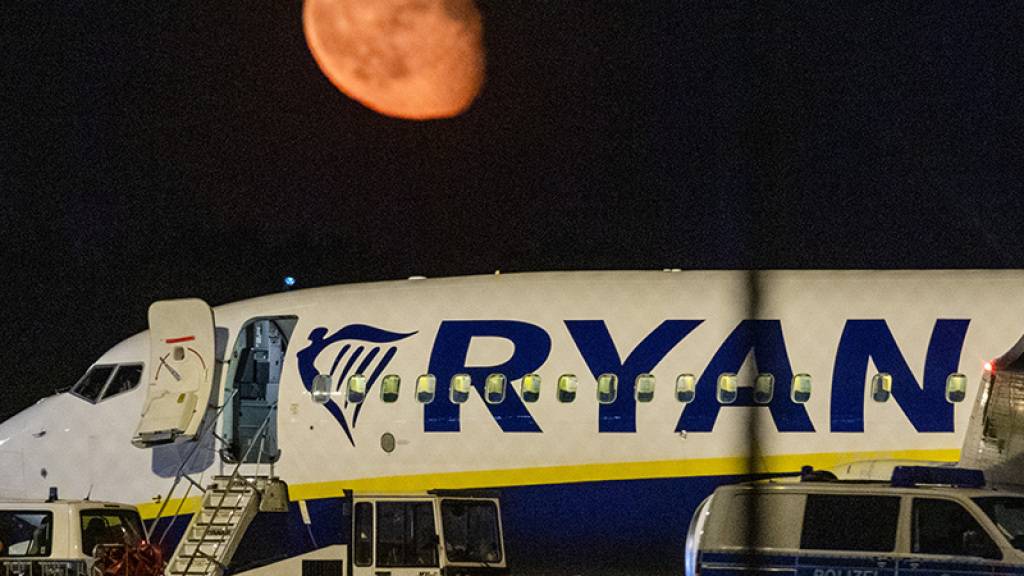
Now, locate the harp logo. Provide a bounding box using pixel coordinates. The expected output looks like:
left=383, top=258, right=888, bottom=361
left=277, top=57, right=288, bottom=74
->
left=297, top=324, right=417, bottom=446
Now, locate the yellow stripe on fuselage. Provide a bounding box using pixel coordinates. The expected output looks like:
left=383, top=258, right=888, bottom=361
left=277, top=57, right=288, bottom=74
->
left=137, top=449, right=960, bottom=520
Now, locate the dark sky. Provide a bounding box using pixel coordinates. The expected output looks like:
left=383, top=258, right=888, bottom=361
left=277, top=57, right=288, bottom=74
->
left=3, top=1, right=1022, bottom=419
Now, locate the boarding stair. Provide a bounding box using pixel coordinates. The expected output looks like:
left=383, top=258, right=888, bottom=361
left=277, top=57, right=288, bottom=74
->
left=142, top=390, right=286, bottom=576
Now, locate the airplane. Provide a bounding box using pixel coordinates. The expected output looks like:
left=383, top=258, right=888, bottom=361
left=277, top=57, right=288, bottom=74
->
left=0, top=270, right=1022, bottom=575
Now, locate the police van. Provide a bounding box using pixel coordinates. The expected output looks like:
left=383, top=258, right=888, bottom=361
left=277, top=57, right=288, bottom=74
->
left=0, top=496, right=147, bottom=576
left=686, top=467, right=1024, bottom=576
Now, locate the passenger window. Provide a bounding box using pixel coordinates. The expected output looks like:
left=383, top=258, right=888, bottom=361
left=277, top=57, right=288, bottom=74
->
left=717, top=373, right=738, bottom=404
left=376, top=501, right=438, bottom=568
left=521, top=374, right=541, bottom=403
left=73, top=365, right=116, bottom=403
left=635, top=374, right=655, bottom=403
left=102, top=364, right=144, bottom=399
left=801, top=495, right=899, bottom=551
left=597, top=374, right=618, bottom=404
left=791, top=373, right=812, bottom=403
left=558, top=374, right=578, bottom=403
left=913, top=498, right=1001, bottom=559
left=754, top=373, right=774, bottom=404
left=347, top=374, right=368, bottom=404
left=676, top=374, right=696, bottom=403
left=380, top=374, right=400, bottom=403
left=416, top=375, right=436, bottom=404
left=485, top=373, right=506, bottom=404
left=451, top=374, right=472, bottom=404
left=80, top=509, right=144, bottom=557
left=946, top=373, right=967, bottom=403
left=354, top=502, right=373, bottom=566
left=872, top=373, right=892, bottom=402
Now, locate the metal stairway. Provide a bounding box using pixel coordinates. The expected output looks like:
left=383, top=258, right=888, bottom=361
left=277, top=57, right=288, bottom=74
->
left=165, top=476, right=262, bottom=576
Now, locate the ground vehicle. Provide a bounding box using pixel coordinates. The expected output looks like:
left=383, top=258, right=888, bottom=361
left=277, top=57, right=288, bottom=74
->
left=0, top=498, right=146, bottom=576
left=687, top=467, right=1024, bottom=576
left=237, top=490, right=507, bottom=576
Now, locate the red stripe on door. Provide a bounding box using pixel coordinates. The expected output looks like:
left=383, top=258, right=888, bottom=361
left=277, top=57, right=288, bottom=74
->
left=165, top=336, right=196, bottom=344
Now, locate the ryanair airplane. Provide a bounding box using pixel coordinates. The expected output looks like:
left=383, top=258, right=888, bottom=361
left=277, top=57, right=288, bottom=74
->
left=0, top=270, right=1022, bottom=575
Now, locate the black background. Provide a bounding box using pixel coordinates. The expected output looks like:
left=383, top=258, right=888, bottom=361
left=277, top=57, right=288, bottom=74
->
left=3, top=1, right=1023, bottom=420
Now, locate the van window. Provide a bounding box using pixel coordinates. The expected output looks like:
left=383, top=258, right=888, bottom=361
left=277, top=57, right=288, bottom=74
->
left=441, top=499, right=503, bottom=564
left=0, top=511, right=53, bottom=557
left=974, top=497, right=1024, bottom=551
left=913, top=498, right=1001, bottom=559
left=801, top=495, right=899, bottom=551
left=722, top=493, right=803, bottom=549
left=80, top=509, right=144, bottom=557
left=381, top=374, right=400, bottom=403
left=376, top=501, right=438, bottom=568
left=521, top=374, right=541, bottom=403
left=354, top=502, right=373, bottom=566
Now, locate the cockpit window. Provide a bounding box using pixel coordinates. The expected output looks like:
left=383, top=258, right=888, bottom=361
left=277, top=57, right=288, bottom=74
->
left=72, top=364, right=144, bottom=404
left=102, top=364, right=144, bottom=399
left=72, top=365, right=116, bottom=403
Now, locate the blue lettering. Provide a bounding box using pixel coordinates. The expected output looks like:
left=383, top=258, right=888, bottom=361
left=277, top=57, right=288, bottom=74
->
left=675, top=320, right=815, bottom=433
left=424, top=321, right=549, bottom=433
left=567, top=320, right=702, bottom=432
left=831, top=319, right=969, bottom=432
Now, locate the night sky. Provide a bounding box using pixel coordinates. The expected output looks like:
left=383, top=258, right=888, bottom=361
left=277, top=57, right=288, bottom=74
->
left=3, top=2, right=1023, bottom=420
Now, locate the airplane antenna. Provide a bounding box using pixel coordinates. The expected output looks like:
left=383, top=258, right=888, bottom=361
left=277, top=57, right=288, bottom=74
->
left=84, top=483, right=94, bottom=501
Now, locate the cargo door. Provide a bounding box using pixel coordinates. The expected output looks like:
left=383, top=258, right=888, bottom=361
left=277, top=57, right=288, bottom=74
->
left=351, top=496, right=441, bottom=576
left=133, top=298, right=216, bottom=447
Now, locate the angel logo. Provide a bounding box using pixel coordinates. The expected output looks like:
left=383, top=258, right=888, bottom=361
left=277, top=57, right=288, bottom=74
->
left=297, top=324, right=417, bottom=446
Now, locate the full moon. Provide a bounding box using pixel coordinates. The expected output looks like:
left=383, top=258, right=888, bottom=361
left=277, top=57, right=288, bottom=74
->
left=303, top=0, right=485, bottom=120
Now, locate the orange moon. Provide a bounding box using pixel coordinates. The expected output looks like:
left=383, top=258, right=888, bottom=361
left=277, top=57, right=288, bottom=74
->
left=303, top=0, right=485, bottom=120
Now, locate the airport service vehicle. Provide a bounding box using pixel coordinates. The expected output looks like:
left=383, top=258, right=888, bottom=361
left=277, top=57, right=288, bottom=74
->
left=0, top=498, right=147, bottom=576
left=1, top=270, right=1024, bottom=574
left=686, top=467, right=1024, bottom=576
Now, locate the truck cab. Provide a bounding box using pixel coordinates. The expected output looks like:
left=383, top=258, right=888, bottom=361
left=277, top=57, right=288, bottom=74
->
left=0, top=499, right=145, bottom=576
left=687, top=467, right=1024, bottom=576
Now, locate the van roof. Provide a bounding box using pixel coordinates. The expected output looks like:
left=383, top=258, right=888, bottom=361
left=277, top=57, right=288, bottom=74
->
left=721, top=479, right=1020, bottom=499
left=0, top=500, right=139, bottom=511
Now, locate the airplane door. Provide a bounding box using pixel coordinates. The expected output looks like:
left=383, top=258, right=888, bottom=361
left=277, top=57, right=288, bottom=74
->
left=133, top=299, right=217, bottom=448
left=351, top=497, right=441, bottom=576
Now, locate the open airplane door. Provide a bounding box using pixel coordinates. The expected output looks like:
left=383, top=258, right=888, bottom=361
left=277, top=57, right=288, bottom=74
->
left=132, top=298, right=216, bottom=448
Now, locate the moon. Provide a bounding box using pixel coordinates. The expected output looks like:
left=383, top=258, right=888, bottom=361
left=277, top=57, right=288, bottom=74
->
left=303, top=0, right=485, bottom=120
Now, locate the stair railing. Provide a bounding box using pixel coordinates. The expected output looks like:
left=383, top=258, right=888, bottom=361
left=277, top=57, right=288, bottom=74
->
left=174, top=402, right=278, bottom=576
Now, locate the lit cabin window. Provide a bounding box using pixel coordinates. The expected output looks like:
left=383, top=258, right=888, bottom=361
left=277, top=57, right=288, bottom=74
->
left=676, top=374, right=696, bottom=403
left=635, top=373, right=655, bottom=403
left=521, top=374, right=541, bottom=403
left=451, top=373, right=472, bottom=404
left=597, top=373, right=618, bottom=404
left=381, top=374, right=401, bottom=403
left=558, top=374, right=578, bottom=403
left=871, top=373, right=892, bottom=402
left=791, top=373, right=812, bottom=403
left=946, top=373, right=967, bottom=403
left=754, top=373, right=774, bottom=404
left=717, top=373, right=738, bottom=404
left=416, top=374, right=436, bottom=404
left=347, top=374, right=368, bottom=404
left=485, top=373, right=506, bottom=404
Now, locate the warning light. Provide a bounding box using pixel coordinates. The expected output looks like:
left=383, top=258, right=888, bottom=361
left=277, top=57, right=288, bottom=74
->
left=283, top=276, right=297, bottom=289
left=984, top=361, right=993, bottom=372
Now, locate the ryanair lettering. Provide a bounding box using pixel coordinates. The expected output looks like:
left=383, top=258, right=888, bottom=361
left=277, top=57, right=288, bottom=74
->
left=299, top=319, right=970, bottom=440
